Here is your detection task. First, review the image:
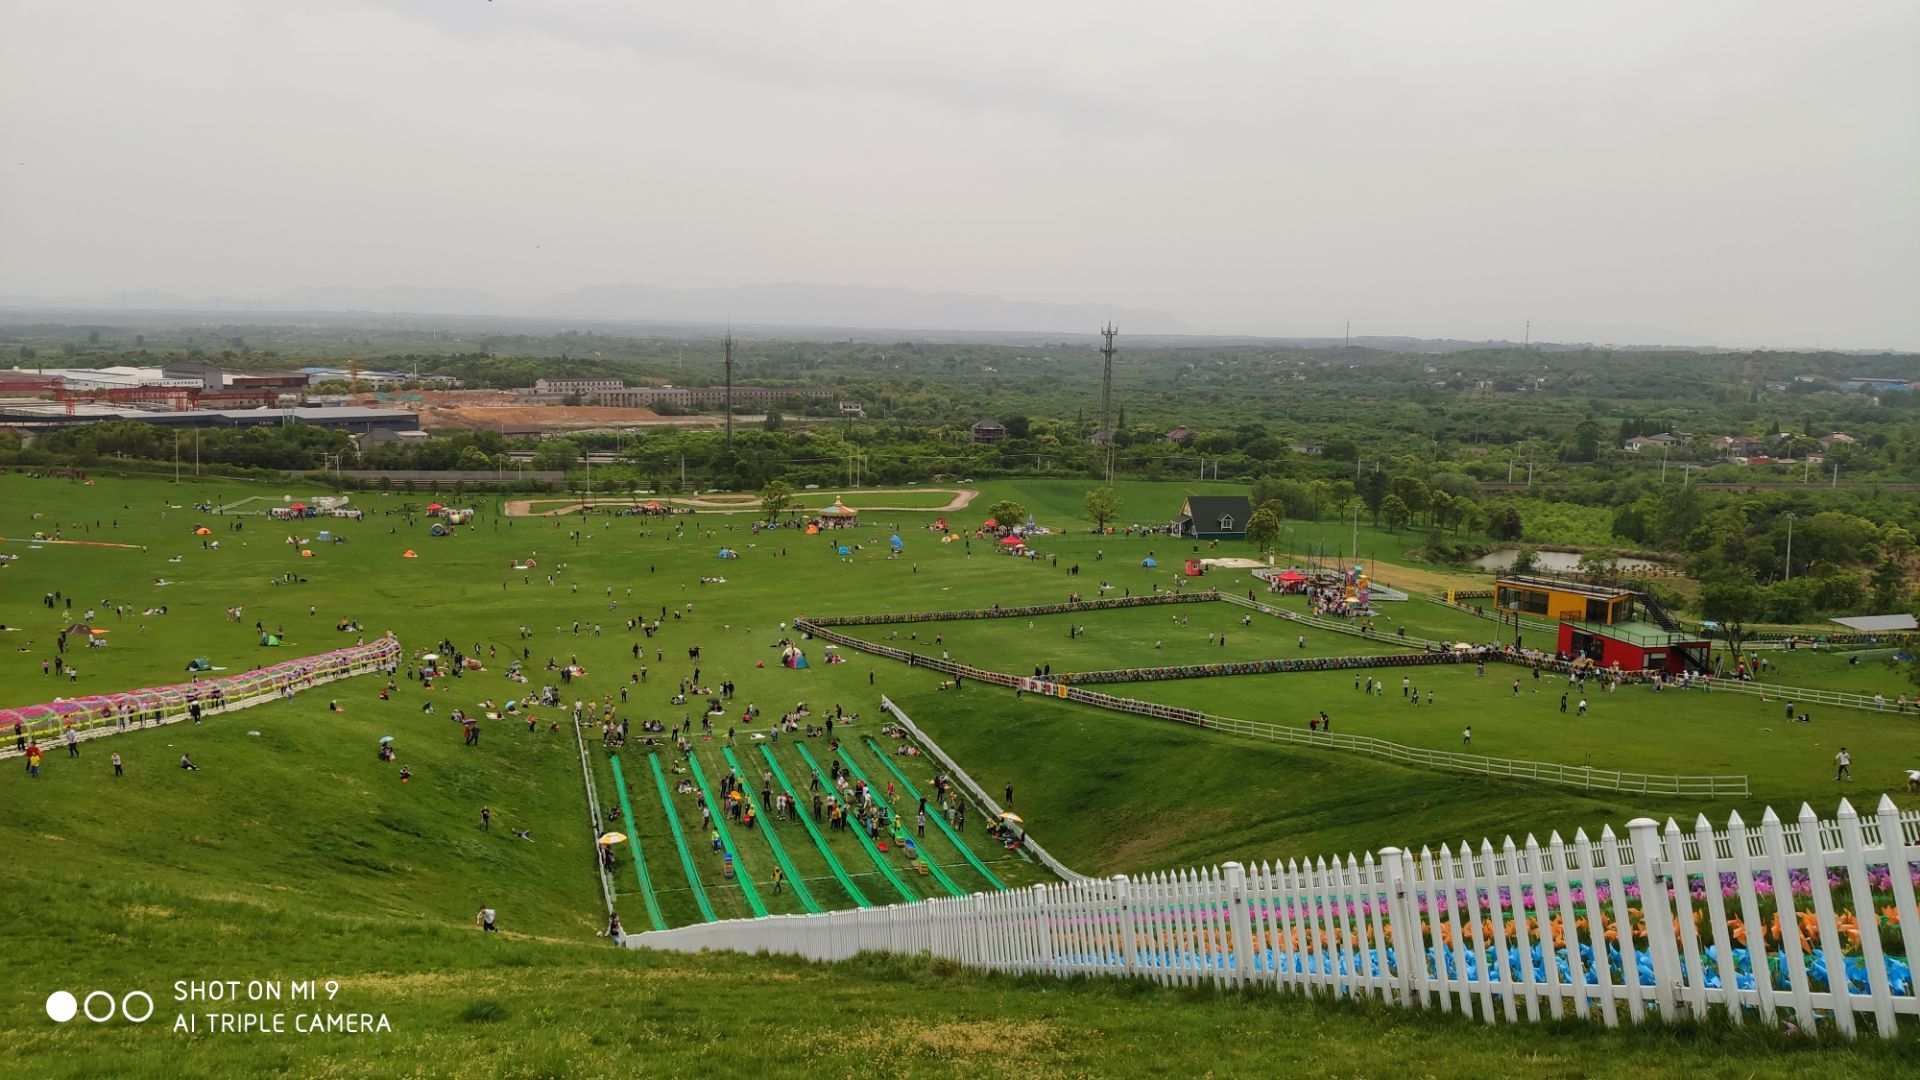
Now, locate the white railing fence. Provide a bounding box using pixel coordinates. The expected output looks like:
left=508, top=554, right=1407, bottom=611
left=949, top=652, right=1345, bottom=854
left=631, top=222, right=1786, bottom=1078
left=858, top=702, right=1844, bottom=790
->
left=629, top=797, right=1920, bottom=1038
left=877, top=695, right=1089, bottom=883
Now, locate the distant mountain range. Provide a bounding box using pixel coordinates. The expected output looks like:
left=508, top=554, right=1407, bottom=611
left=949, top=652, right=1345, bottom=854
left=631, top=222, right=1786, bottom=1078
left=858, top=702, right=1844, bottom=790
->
left=0, top=285, right=1909, bottom=354
left=0, top=283, right=1178, bottom=338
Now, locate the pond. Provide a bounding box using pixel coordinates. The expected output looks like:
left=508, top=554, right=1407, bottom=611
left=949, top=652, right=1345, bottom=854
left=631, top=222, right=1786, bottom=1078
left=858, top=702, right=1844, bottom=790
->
left=1471, top=548, right=1669, bottom=573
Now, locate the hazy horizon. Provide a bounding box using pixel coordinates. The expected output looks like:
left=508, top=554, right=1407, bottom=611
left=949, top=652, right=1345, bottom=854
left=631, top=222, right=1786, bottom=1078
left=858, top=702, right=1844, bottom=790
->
left=3, top=2, right=1916, bottom=350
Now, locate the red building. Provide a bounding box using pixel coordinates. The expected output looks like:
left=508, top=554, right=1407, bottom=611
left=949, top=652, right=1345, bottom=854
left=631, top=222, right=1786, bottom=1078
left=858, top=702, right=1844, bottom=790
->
left=1557, top=618, right=1709, bottom=674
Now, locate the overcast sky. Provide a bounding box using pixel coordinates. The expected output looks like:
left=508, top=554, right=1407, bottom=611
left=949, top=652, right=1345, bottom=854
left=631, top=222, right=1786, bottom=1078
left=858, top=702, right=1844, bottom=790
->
left=3, top=1, right=1916, bottom=348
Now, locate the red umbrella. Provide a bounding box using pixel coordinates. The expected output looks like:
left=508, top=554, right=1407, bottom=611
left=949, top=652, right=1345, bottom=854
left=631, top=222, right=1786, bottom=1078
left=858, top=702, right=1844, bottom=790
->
left=982, top=517, right=998, bottom=528
left=999, top=535, right=1024, bottom=546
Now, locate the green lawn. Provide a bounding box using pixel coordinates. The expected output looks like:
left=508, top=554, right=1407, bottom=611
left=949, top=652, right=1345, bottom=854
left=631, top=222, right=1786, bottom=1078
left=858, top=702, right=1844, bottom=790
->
left=5, top=470, right=1917, bottom=1075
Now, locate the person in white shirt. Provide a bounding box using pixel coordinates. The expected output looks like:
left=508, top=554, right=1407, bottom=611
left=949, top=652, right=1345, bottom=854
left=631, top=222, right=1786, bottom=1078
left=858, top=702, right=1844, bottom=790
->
left=1834, top=748, right=1852, bottom=782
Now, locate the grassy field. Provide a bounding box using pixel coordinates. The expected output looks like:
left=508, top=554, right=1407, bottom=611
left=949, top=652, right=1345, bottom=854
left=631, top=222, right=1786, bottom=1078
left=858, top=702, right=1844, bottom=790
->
left=4, top=470, right=1917, bottom=1075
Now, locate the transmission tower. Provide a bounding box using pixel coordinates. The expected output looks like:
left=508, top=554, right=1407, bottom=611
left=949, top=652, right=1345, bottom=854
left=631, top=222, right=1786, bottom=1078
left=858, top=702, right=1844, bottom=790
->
left=1098, top=323, right=1118, bottom=483
left=723, top=331, right=734, bottom=452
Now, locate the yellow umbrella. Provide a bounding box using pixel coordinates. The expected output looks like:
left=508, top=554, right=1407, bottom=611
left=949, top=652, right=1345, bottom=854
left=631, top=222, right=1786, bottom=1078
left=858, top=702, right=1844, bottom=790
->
left=998, top=812, right=1023, bottom=824
left=598, top=832, right=627, bottom=846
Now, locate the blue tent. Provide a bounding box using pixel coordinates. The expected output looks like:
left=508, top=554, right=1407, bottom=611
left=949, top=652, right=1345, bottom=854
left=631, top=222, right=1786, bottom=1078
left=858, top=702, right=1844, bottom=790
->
left=889, top=534, right=903, bottom=551
left=837, top=545, right=851, bottom=556
left=792, top=652, right=810, bottom=669
left=1142, top=557, right=1158, bottom=568
left=717, top=548, right=737, bottom=559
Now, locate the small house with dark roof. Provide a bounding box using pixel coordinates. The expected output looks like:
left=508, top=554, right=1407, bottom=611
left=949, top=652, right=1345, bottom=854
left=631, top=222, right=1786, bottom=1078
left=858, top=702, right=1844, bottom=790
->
left=1175, top=494, right=1252, bottom=539
left=970, top=419, right=1007, bottom=444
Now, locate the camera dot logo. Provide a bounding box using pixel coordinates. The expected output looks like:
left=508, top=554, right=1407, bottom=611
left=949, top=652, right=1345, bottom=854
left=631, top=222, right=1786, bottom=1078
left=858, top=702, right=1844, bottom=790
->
left=45, top=989, right=153, bottom=1024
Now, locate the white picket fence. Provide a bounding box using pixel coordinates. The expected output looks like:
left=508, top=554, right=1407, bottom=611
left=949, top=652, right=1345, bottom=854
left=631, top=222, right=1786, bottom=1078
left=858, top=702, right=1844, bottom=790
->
left=630, top=796, right=1920, bottom=1037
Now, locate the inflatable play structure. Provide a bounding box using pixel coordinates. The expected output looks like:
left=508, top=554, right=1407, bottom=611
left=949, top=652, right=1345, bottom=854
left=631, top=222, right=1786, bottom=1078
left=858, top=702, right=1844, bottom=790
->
left=1184, top=559, right=1205, bottom=577
left=446, top=508, right=475, bottom=525
left=0, top=635, right=403, bottom=749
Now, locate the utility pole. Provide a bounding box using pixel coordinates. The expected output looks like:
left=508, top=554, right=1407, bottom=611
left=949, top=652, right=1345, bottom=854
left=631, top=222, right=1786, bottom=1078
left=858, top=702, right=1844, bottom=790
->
left=1832, top=461, right=1839, bottom=488
left=1344, top=320, right=1350, bottom=348
left=173, top=432, right=180, bottom=483
left=1098, top=323, right=1118, bottom=484
left=723, top=331, right=734, bottom=453
left=1660, top=444, right=1668, bottom=483
left=1524, top=319, right=1531, bottom=349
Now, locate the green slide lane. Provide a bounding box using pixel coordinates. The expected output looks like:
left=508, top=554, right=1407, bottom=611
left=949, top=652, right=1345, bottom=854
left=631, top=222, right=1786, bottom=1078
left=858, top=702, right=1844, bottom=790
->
left=606, top=754, right=669, bottom=931
left=722, top=746, right=821, bottom=913
left=861, top=736, right=1006, bottom=891
left=793, top=742, right=920, bottom=903
left=648, top=752, right=718, bottom=924
left=759, top=744, right=872, bottom=909
left=685, top=751, right=769, bottom=917
left=834, top=745, right=967, bottom=899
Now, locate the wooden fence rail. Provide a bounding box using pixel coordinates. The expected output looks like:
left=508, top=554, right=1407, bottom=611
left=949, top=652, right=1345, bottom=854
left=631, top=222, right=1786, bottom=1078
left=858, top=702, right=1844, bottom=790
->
left=793, top=620, right=1750, bottom=798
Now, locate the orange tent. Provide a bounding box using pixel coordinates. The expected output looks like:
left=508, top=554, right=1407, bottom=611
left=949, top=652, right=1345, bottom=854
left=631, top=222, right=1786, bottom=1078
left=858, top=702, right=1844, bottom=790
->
left=193, top=527, right=212, bottom=536
left=402, top=549, right=418, bottom=559
left=300, top=549, right=315, bottom=558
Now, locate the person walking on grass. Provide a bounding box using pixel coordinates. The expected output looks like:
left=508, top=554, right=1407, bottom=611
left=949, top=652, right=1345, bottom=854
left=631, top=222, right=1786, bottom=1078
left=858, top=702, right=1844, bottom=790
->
left=1835, top=747, right=1852, bottom=782
left=1461, top=726, right=1472, bottom=747
left=481, top=806, right=491, bottom=831
left=1577, top=698, right=1588, bottom=717
left=477, top=904, right=497, bottom=933
left=111, top=751, right=123, bottom=778
left=1004, top=782, right=1014, bottom=806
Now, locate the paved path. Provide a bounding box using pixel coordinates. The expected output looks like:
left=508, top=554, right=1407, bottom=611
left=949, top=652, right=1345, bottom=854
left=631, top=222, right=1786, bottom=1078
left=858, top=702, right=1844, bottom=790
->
left=502, top=488, right=979, bottom=518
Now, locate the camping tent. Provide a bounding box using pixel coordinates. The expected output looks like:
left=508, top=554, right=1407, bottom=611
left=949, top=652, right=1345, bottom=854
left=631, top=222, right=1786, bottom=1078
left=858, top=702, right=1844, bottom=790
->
left=1183, top=559, right=1204, bottom=577
left=193, top=526, right=211, bottom=536
left=1276, top=569, right=1307, bottom=584
left=1141, top=557, right=1158, bottom=568
left=836, top=545, right=851, bottom=556
left=300, top=549, right=315, bottom=558
left=889, top=534, right=903, bottom=551
left=717, top=548, right=738, bottom=559
left=186, top=657, right=212, bottom=672
left=999, top=535, right=1024, bottom=547
left=402, top=549, right=418, bottom=559
left=430, top=524, right=450, bottom=537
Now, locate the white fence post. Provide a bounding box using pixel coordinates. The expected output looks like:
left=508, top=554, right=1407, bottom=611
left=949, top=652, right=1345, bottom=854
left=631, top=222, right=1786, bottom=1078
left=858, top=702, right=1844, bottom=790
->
left=1034, top=884, right=1057, bottom=977
left=1224, top=861, right=1252, bottom=989
left=1626, top=817, right=1680, bottom=1019
left=1377, top=847, right=1413, bottom=1008
left=1114, top=874, right=1137, bottom=977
